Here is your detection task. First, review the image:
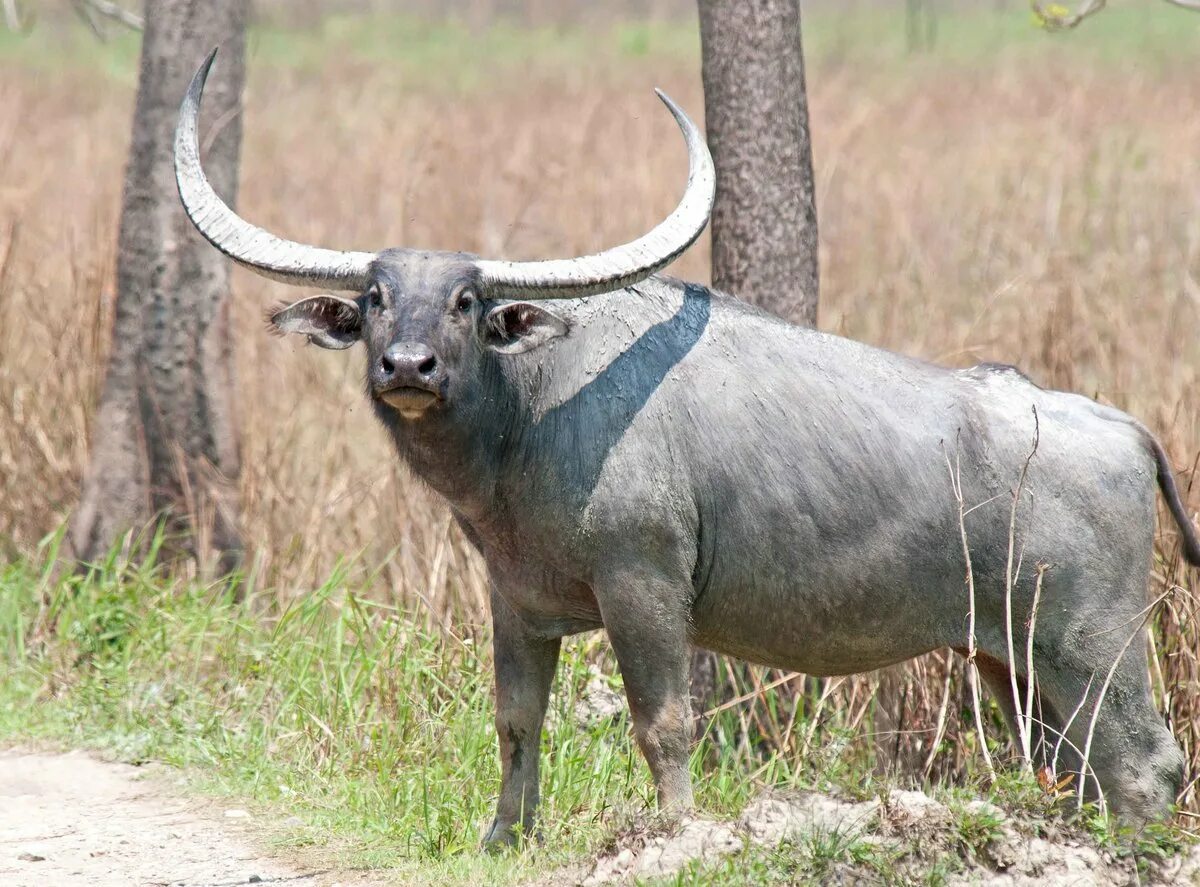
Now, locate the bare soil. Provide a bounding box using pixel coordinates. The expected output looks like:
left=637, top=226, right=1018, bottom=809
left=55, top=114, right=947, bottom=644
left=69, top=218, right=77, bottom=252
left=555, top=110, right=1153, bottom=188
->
left=0, top=748, right=378, bottom=887
left=582, top=790, right=1200, bottom=886
left=6, top=745, right=1200, bottom=886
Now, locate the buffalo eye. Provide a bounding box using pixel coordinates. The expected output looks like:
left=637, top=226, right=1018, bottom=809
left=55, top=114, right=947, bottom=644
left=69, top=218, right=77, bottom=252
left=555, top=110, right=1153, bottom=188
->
left=366, top=284, right=383, bottom=310
left=455, top=288, right=475, bottom=314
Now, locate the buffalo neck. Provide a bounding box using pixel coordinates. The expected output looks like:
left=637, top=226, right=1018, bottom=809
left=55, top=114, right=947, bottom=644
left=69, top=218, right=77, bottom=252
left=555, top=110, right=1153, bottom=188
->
left=373, top=353, right=529, bottom=527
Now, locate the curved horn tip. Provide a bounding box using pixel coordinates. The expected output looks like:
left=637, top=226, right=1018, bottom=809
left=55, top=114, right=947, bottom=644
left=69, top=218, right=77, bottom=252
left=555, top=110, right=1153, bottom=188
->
left=652, top=89, right=702, bottom=137
left=652, top=88, right=682, bottom=115
left=195, top=46, right=220, bottom=88
left=475, top=87, right=713, bottom=301
left=181, top=48, right=220, bottom=118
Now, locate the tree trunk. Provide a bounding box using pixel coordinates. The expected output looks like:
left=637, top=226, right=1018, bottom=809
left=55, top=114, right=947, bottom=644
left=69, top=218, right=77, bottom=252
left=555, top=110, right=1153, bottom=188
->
left=906, top=0, right=939, bottom=54
left=906, top=0, right=923, bottom=53
left=697, top=0, right=819, bottom=324
left=69, top=0, right=247, bottom=573
left=2, top=0, right=20, bottom=31
left=691, top=0, right=820, bottom=716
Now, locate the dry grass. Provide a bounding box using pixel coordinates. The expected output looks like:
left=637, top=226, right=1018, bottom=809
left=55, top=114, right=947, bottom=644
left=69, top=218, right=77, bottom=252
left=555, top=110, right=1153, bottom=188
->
left=1, top=9, right=1198, bottom=812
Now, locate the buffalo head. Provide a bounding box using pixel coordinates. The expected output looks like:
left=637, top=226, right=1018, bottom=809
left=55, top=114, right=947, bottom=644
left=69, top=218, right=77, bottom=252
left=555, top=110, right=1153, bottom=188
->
left=174, top=48, right=715, bottom=422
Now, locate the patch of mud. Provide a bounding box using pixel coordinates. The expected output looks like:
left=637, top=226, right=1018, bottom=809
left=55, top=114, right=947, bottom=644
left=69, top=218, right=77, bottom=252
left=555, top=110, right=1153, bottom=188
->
left=0, top=747, right=379, bottom=887
left=581, top=788, right=1200, bottom=885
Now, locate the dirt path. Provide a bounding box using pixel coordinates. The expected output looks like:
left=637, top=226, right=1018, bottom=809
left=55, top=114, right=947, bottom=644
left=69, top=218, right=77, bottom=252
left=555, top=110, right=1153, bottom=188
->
left=0, top=748, right=375, bottom=887
left=8, top=746, right=1199, bottom=887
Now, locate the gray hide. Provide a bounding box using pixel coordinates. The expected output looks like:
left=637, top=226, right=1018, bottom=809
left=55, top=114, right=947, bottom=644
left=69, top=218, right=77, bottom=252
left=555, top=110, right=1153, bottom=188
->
left=275, top=255, right=1196, bottom=842
left=174, top=55, right=1198, bottom=844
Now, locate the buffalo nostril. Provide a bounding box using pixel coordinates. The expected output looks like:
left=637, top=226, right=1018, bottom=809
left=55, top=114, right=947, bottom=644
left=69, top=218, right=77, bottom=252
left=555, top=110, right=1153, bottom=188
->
left=417, top=355, right=437, bottom=376
left=380, top=355, right=395, bottom=376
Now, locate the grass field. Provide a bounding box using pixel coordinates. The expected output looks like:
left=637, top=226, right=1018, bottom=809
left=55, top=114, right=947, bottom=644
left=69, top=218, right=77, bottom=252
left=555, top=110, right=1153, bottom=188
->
left=1, top=1, right=1199, bottom=881
left=3, top=542, right=1181, bottom=884
left=2, top=541, right=880, bottom=883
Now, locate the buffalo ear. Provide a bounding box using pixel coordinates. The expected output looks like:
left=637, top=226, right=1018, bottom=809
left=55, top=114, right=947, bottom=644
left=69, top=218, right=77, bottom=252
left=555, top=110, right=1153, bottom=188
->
left=483, top=301, right=569, bottom=355
left=268, top=295, right=362, bottom=350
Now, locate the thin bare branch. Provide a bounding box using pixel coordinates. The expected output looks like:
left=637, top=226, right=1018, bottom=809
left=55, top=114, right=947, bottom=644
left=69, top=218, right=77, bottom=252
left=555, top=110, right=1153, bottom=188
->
left=1077, top=584, right=1178, bottom=812
left=1026, top=710, right=1099, bottom=793
left=70, top=0, right=142, bottom=39
left=799, top=677, right=846, bottom=758
left=702, top=669, right=802, bottom=718
left=70, top=0, right=105, bottom=40
left=80, top=0, right=142, bottom=30
left=1023, top=565, right=1047, bottom=767
left=922, top=657, right=956, bottom=780
left=1005, top=407, right=1040, bottom=769
left=1050, top=672, right=1099, bottom=798
left=1032, top=0, right=1199, bottom=31
left=945, top=436, right=996, bottom=782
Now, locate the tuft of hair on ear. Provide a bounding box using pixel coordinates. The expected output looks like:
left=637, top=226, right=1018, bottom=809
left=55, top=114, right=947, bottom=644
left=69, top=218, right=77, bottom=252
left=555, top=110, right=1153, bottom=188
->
left=264, top=301, right=294, bottom=338
left=324, top=298, right=361, bottom=329
left=490, top=303, right=557, bottom=341
left=267, top=296, right=362, bottom=342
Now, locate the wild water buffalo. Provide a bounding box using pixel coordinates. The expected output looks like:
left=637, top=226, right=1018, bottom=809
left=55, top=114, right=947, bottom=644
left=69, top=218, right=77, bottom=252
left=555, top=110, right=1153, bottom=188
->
left=177, top=50, right=1199, bottom=840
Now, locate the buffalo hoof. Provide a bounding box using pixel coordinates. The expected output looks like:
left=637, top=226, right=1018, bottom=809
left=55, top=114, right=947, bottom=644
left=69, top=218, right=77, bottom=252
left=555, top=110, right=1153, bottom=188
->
left=482, top=818, right=533, bottom=852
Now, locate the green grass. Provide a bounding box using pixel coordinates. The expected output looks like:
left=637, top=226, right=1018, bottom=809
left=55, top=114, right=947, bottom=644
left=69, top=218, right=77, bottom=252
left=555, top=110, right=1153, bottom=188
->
left=0, top=536, right=818, bottom=883
left=2, top=536, right=1193, bottom=883
left=0, top=543, right=619, bottom=882
left=802, top=2, right=1200, bottom=67
left=3, top=4, right=1199, bottom=88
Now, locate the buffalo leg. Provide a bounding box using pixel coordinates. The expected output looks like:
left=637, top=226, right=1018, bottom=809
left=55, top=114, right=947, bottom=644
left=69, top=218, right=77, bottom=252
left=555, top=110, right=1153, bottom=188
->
left=483, top=588, right=561, bottom=848
left=596, top=566, right=695, bottom=814
left=968, top=649, right=1053, bottom=770
left=1035, top=651, right=1182, bottom=823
